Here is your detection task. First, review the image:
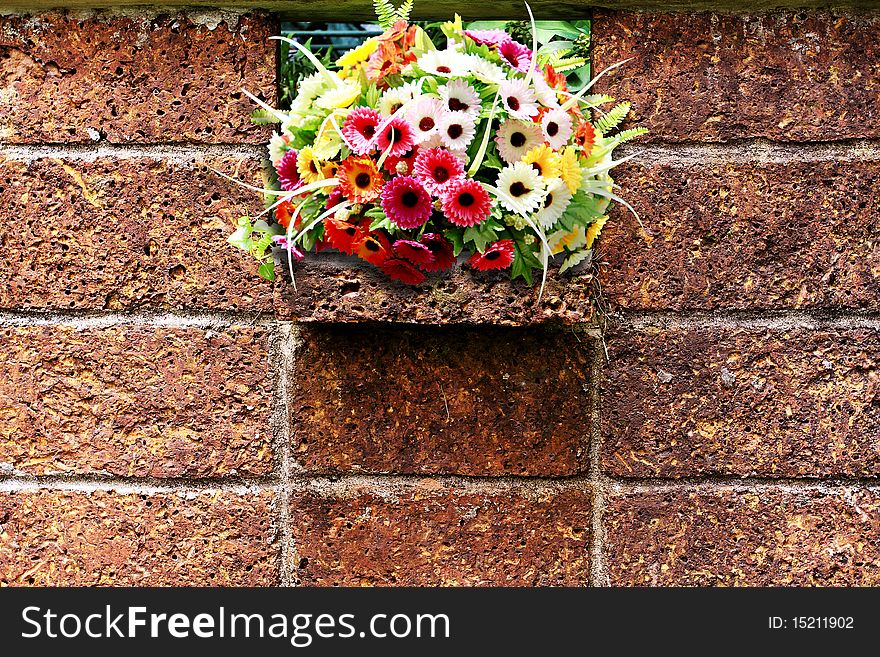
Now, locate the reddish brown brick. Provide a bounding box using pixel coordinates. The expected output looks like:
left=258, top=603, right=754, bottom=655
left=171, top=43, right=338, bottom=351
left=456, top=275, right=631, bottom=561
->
left=290, top=325, right=593, bottom=476
left=289, top=481, right=591, bottom=586
left=592, top=12, right=880, bottom=142
left=0, top=154, right=273, bottom=312
left=601, top=327, right=880, bottom=478
left=605, top=488, right=880, bottom=586
left=0, top=11, right=275, bottom=144
left=0, top=324, right=272, bottom=478
left=274, top=258, right=597, bottom=325
left=599, top=159, right=880, bottom=311
left=0, top=489, right=278, bottom=586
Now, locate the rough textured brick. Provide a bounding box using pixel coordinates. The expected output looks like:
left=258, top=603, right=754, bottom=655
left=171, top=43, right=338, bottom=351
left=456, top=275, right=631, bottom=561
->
left=274, top=257, right=597, bottom=325
left=0, top=154, right=272, bottom=312
left=599, top=160, right=880, bottom=311
left=0, top=11, right=275, bottom=144
left=290, top=325, right=593, bottom=476
left=605, top=488, right=880, bottom=586
left=0, top=489, right=278, bottom=586
left=601, top=327, right=880, bottom=478
left=592, top=11, right=880, bottom=142
left=289, top=481, right=591, bottom=586
left=0, top=325, right=272, bottom=478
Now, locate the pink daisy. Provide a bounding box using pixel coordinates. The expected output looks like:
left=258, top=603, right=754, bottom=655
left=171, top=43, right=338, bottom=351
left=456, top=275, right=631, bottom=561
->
left=420, top=233, right=456, bottom=272
left=376, top=116, right=416, bottom=158
left=342, top=107, right=381, bottom=155
left=275, top=149, right=301, bottom=192
left=413, top=147, right=465, bottom=196
left=381, top=176, right=433, bottom=229
left=441, top=178, right=492, bottom=227
left=499, top=40, right=532, bottom=73
left=393, top=240, right=435, bottom=268
left=542, top=108, right=574, bottom=150
left=468, top=240, right=515, bottom=271
left=464, top=29, right=511, bottom=48
left=406, top=97, right=443, bottom=144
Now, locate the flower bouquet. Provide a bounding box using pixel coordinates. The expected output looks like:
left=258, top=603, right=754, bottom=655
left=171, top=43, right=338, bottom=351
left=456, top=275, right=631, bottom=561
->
left=223, top=1, right=645, bottom=298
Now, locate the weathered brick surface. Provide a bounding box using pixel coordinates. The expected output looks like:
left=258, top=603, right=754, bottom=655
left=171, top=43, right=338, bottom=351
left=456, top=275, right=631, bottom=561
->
left=0, top=155, right=272, bottom=312
left=599, top=160, right=880, bottom=310
left=605, top=488, right=880, bottom=586
left=290, top=325, right=593, bottom=476
left=289, top=482, right=591, bottom=586
left=0, top=11, right=275, bottom=144
left=274, top=258, right=597, bottom=325
left=601, top=327, right=880, bottom=478
left=0, top=489, right=278, bottom=586
left=592, top=11, right=880, bottom=142
left=0, top=325, right=272, bottom=478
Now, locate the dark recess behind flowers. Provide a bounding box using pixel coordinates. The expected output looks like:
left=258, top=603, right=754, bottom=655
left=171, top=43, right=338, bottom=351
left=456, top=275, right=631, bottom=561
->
left=0, top=4, right=878, bottom=586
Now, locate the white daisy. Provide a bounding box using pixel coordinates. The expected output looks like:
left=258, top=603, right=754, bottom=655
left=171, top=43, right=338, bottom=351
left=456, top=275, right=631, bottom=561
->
left=416, top=49, right=471, bottom=78
left=499, top=79, right=539, bottom=120
left=406, top=97, right=443, bottom=143
left=297, top=72, right=327, bottom=103
left=469, top=58, right=506, bottom=85
left=439, top=79, right=481, bottom=117
left=438, top=111, right=476, bottom=150
left=541, top=109, right=574, bottom=150
left=379, top=80, right=424, bottom=116
left=535, top=178, right=573, bottom=229
left=496, top=162, right=547, bottom=215
left=495, top=119, right=543, bottom=164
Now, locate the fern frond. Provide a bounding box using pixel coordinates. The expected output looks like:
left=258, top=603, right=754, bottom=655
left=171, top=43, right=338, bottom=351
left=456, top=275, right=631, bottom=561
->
left=601, top=127, right=649, bottom=151
left=595, top=101, right=631, bottom=134
left=373, top=0, right=397, bottom=29
left=582, top=94, right=615, bottom=107
left=551, top=55, right=586, bottom=73
left=395, top=0, right=414, bottom=22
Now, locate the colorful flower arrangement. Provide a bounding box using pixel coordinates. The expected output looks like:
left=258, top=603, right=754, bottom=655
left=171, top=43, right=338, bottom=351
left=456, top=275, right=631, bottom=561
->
left=223, top=1, right=645, bottom=297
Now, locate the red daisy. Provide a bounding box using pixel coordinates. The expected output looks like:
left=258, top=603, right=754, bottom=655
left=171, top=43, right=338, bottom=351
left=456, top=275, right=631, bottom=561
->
left=381, top=176, right=433, bottom=229
left=376, top=116, right=415, bottom=158
left=413, top=147, right=465, bottom=196
left=342, top=107, right=381, bottom=155
left=274, top=199, right=296, bottom=229
left=323, top=218, right=364, bottom=256
left=441, top=178, right=492, bottom=227
left=355, top=231, right=393, bottom=266
left=275, top=149, right=301, bottom=192
left=382, top=146, right=419, bottom=175
left=393, top=239, right=435, bottom=268
left=419, top=233, right=456, bottom=272
left=380, top=257, right=426, bottom=285
left=468, top=240, right=515, bottom=271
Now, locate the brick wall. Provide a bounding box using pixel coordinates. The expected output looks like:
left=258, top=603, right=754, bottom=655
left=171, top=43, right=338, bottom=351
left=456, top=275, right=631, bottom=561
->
left=0, top=7, right=877, bottom=587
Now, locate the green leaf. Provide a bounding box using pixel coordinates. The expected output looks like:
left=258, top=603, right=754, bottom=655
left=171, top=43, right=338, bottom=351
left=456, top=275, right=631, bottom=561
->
left=463, top=220, right=501, bottom=253
left=447, top=228, right=465, bottom=256
left=483, top=150, right=504, bottom=171
left=257, top=261, right=276, bottom=281
left=510, top=239, right=541, bottom=284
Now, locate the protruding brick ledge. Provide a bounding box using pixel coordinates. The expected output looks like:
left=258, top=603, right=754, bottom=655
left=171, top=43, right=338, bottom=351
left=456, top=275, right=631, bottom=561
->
left=604, top=486, right=880, bottom=586
left=0, top=487, right=279, bottom=585
left=0, top=323, right=273, bottom=478
left=288, top=324, right=595, bottom=476
left=274, top=259, right=597, bottom=325
left=0, top=10, right=276, bottom=144
left=287, top=478, right=592, bottom=586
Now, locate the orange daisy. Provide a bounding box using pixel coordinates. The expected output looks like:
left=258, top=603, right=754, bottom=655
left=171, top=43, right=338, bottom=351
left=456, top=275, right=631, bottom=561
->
left=338, top=157, right=384, bottom=203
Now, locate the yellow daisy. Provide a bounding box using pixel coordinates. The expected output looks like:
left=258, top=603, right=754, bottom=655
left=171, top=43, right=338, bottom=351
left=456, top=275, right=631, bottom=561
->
left=559, top=147, right=582, bottom=194
left=296, top=147, right=325, bottom=184
left=585, top=215, right=608, bottom=249
left=548, top=226, right=587, bottom=255
left=336, top=38, right=379, bottom=69
left=522, top=144, right=562, bottom=180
